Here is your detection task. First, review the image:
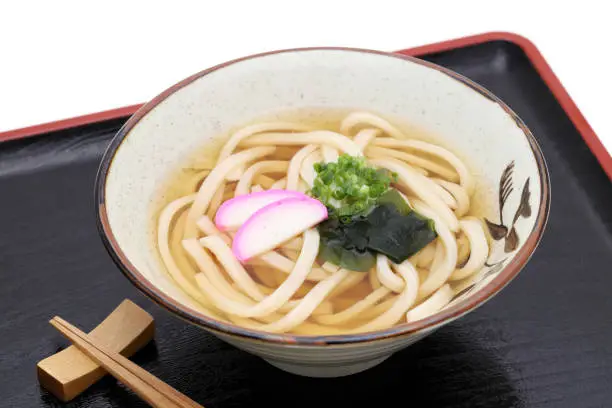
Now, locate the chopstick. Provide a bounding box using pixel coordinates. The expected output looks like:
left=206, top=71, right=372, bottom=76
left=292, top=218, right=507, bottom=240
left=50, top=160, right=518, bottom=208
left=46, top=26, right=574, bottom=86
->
left=49, top=316, right=204, bottom=408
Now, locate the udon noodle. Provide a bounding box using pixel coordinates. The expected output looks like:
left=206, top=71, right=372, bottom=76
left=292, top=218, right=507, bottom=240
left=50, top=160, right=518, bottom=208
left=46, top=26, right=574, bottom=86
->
left=157, top=111, right=489, bottom=335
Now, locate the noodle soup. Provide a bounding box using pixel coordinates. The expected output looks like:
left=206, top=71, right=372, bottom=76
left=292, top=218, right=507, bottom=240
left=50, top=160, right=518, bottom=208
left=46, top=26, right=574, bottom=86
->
left=156, top=110, right=492, bottom=335
left=98, top=47, right=547, bottom=376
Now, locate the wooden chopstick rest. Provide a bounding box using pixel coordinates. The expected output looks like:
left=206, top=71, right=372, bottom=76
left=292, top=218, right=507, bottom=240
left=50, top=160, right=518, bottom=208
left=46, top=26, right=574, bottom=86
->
left=50, top=316, right=203, bottom=408
left=37, top=299, right=155, bottom=402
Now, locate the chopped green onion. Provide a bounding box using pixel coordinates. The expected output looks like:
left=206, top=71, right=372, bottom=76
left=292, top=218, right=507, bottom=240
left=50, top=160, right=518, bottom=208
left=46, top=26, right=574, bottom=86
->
left=309, top=154, right=396, bottom=218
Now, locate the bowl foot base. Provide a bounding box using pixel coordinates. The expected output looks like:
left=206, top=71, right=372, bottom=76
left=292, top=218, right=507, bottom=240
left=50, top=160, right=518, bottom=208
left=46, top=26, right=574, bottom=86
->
left=263, top=354, right=391, bottom=377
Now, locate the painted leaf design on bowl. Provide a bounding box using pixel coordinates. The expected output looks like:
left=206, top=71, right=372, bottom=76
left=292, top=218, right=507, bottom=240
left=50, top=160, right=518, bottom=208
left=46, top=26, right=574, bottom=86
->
left=449, top=160, right=532, bottom=303
left=484, top=161, right=531, bottom=253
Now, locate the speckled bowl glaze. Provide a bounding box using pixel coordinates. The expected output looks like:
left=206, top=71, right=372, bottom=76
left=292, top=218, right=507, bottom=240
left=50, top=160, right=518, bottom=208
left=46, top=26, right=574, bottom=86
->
left=96, top=48, right=549, bottom=378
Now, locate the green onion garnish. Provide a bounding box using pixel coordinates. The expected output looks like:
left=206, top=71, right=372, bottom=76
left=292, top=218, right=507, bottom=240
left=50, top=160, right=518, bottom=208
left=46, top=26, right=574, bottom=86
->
left=310, top=154, right=396, bottom=218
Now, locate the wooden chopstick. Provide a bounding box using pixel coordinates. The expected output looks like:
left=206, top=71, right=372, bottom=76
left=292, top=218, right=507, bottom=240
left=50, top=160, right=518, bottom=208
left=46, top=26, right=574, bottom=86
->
left=50, top=316, right=204, bottom=408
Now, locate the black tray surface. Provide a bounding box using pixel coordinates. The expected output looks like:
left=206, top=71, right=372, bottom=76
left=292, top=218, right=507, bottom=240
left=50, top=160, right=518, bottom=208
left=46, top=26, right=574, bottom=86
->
left=1, top=40, right=610, bottom=408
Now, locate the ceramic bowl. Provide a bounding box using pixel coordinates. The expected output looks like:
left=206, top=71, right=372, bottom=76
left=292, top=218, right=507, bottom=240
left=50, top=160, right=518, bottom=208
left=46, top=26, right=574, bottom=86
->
left=95, top=47, right=549, bottom=378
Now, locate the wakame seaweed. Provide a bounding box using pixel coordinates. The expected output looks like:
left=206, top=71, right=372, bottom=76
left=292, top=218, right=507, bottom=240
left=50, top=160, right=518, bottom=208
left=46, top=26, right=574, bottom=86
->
left=317, top=216, right=376, bottom=272
left=366, top=204, right=437, bottom=264
left=317, top=190, right=437, bottom=271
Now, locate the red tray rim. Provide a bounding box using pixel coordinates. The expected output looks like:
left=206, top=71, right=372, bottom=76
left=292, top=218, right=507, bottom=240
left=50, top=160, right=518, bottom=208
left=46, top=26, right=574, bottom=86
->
left=1, top=31, right=610, bottom=180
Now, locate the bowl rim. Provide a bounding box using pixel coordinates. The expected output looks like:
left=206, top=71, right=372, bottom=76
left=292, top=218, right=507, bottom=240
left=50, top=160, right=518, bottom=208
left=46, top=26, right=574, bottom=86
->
left=95, top=46, right=550, bottom=346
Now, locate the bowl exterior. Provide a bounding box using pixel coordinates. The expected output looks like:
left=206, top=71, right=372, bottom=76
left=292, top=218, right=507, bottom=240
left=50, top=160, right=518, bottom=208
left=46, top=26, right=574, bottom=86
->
left=214, top=326, right=436, bottom=377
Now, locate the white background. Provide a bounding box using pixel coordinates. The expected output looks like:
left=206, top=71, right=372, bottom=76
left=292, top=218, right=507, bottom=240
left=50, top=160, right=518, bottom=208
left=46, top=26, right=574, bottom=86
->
left=1, top=1, right=610, bottom=155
